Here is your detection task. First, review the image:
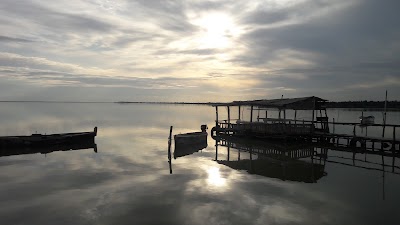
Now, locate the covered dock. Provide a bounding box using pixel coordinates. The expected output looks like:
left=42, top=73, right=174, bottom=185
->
left=211, top=96, right=399, bottom=152
left=211, top=96, right=329, bottom=138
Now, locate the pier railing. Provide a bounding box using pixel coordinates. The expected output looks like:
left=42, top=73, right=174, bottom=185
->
left=217, top=120, right=314, bottom=135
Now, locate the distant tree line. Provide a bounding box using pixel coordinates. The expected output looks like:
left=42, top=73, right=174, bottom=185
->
left=325, top=101, right=400, bottom=109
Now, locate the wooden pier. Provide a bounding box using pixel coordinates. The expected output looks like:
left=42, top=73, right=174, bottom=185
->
left=211, top=96, right=399, bottom=154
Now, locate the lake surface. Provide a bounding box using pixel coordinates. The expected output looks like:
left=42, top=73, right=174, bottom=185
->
left=0, top=103, right=399, bottom=225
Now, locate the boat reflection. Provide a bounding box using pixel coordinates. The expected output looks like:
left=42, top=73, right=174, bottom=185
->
left=174, top=141, right=208, bottom=159
left=167, top=133, right=208, bottom=174
left=0, top=140, right=97, bottom=157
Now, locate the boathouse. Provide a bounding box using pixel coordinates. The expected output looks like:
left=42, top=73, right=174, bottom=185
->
left=211, top=96, right=329, bottom=139
left=211, top=96, right=400, bottom=154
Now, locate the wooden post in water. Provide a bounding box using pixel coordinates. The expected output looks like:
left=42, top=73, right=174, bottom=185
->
left=215, top=106, right=219, bottom=128
left=392, top=127, right=396, bottom=172
left=311, top=98, right=315, bottom=133
left=168, top=126, right=173, bottom=174
left=227, top=146, right=230, bottom=161
left=227, top=106, right=231, bottom=129
left=393, top=127, right=396, bottom=151
left=294, top=110, right=297, bottom=125
left=283, top=109, right=286, bottom=121
left=333, top=118, right=335, bottom=134
left=238, top=105, right=241, bottom=121
left=382, top=90, right=388, bottom=138
left=250, top=105, right=254, bottom=122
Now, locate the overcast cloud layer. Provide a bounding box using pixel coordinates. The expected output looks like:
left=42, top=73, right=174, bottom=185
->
left=0, top=0, right=399, bottom=101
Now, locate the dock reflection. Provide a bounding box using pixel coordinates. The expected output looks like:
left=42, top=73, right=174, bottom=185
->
left=213, top=134, right=400, bottom=184
left=213, top=134, right=327, bottom=183
left=0, top=140, right=97, bottom=157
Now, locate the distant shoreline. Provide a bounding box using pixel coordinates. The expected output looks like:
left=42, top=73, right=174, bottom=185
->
left=1, top=100, right=399, bottom=111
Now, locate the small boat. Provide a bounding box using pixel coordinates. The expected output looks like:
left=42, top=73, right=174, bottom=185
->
left=174, top=125, right=207, bottom=146
left=0, top=127, right=97, bottom=148
left=359, top=116, right=375, bottom=125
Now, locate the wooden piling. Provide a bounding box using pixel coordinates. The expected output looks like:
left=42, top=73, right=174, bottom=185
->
left=238, top=105, right=241, bottom=120
left=227, top=106, right=231, bottom=129
left=227, top=146, right=230, bottom=161
left=382, top=90, right=388, bottom=137
left=250, top=105, right=254, bottom=122
left=215, top=106, right=219, bottom=127
left=168, top=126, right=173, bottom=174
left=311, top=97, right=315, bottom=131
left=393, top=127, right=396, bottom=151
left=283, top=109, right=286, bottom=121
left=333, top=118, right=335, bottom=134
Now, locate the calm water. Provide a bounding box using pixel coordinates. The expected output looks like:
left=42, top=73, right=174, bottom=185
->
left=0, top=103, right=399, bottom=225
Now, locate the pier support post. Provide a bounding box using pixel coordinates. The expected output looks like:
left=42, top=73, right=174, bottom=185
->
left=215, top=106, right=219, bottom=128
left=238, top=105, right=241, bottom=121
left=227, top=106, right=231, bottom=131
left=250, top=105, right=254, bottom=122
left=311, top=97, right=316, bottom=133
left=168, top=126, right=173, bottom=174
left=227, top=146, right=230, bottom=161
left=294, top=110, right=297, bottom=125
left=382, top=90, right=388, bottom=138
left=283, top=109, right=286, bottom=121
left=393, top=127, right=396, bottom=151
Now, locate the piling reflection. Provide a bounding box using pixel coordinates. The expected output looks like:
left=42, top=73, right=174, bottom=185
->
left=0, top=140, right=97, bottom=157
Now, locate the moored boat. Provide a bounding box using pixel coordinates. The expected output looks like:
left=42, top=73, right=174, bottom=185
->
left=174, top=125, right=207, bottom=146
left=0, top=127, right=97, bottom=148
left=359, top=116, right=375, bottom=125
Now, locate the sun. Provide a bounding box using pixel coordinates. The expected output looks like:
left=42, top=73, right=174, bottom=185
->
left=192, top=13, right=241, bottom=49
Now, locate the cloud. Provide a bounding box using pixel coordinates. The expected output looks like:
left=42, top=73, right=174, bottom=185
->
left=0, top=0, right=399, bottom=101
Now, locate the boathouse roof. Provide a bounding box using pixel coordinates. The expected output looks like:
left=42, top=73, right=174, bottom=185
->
left=211, top=96, right=327, bottom=110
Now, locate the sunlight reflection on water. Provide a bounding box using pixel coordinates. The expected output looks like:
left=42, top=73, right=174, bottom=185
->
left=206, top=167, right=227, bottom=187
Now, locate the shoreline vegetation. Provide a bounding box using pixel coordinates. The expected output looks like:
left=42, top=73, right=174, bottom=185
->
left=0, top=100, right=399, bottom=111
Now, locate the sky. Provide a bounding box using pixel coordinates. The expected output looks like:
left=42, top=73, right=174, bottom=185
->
left=0, top=0, right=399, bottom=102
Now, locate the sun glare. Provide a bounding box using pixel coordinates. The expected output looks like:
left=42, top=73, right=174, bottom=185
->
left=192, top=13, right=241, bottom=49
left=207, top=167, right=226, bottom=187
